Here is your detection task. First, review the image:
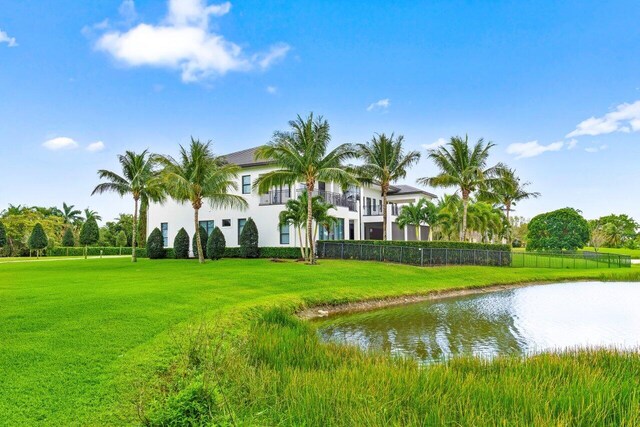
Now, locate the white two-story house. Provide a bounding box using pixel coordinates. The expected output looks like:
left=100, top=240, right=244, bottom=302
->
left=147, top=146, right=436, bottom=250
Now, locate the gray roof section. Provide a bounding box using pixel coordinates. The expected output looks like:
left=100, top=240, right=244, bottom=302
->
left=223, top=146, right=272, bottom=167
left=389, top=184, right=437, bottom=198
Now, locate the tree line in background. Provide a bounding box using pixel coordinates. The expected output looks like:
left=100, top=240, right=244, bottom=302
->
left=3, top=113, right=637, bottom=261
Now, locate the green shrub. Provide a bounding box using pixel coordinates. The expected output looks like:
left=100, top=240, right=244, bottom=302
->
left=0, top=221, right=6, bottom=248
left=47, top=246, right=161, bottom=258
left=192, top=226, right=208, bottom=259
left=28, top=223, right=48, bottom=254
left=147, top=381, right=230, bottom=426
left=207, top=227, right=225, bottom=260
left=79, top=218, right=100, bottom=246
left=115, top=230, right=127, bottom=248
left=222, top=246, right=300, bottom=259
left=512, top=239, right=522, bottom=248
left=147, top=228, right=166, bottom=259
left=62, top=227, right=75, bottom=247
left=174, top=228, right=190, bottom=259
left=239, top=218, right=259, bottom=258
left=527, top=208, right=590, bottom=251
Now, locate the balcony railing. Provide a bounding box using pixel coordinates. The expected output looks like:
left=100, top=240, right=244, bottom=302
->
left=298, top=189, right=358, bottom=212
left=259, top=190, right=291, bottom=205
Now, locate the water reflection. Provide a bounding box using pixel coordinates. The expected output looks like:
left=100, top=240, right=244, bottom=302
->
left=315, top=282, right=640, bottom=363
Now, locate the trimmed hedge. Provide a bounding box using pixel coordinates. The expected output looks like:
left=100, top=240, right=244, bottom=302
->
left=319, top=240, right=511, bottom=252
left=223, top=246, right=300, bottom=259
left=46, top=247, right=177, bottom=258
left=147, top=228, right=166, bottom=259
left=207, top=227, right=226, bottom=260
left=174, top=228, right=190, bottom=259
left=239, top=218, right=259, bottom=258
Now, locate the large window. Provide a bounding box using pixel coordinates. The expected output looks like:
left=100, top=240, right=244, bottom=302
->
left=161, top=223, right=168, bottom=247
left=280, top=224, right=290, bottom=244
left=199, top=220, right=214, bottom=236
left=238, top=218, right=247, bottom=244
left=242, top=175, right=251, bottom=194
left=319, top=218, right=344, bottom=240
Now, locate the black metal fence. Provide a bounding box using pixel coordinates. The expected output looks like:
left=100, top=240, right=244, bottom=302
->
left=317, top=242, right=632, bottom=269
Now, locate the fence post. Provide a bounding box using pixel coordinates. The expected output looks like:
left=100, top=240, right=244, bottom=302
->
left=420, top=248, right=424, bottom=267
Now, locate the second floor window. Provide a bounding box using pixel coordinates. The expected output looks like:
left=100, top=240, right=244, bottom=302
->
left=242, top=175, right=251, bottom=194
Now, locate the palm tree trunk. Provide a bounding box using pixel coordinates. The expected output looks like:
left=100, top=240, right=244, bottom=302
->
left=298, top=227, right=305, bottom=259
left=138, top=198, right=148, bottom=247
left=505, top=203, right=511, bottom=244
left=461, top=192, right=469, bottom=241
left=382, top=187, right=388, bottom=241
left=132, top=197, right=138, bottom=263
left=307, top=181, right=315, bottom=264
left=194, top=208, right=205, bottom=264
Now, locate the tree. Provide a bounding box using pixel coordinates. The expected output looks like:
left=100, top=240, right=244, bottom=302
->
left=278, top=196, right=307, bottom=259
left=61, top=202, right=82, bottom=225
left=0, top=210, right=65, bottom=256
left=207, top=226, right=226, bottom=260
left=159, top=138, right=247, bottom=264
left=418, top=135, right=503, bottom=241
left=28, top=223, right=48, bottom=258
left=92, top=149, right=165, bottom=263
left=595, top=214, right=639, bottom=247
left=83, top=208, right=102, bottom=222
left=396, top=198, right=438, bottom=240
left=589, top=222, right=608, bottom=253
left=62, top=227, right=75, bottom=247
left=147, top=228, right=166, bottom=259
left=174, top=228, right=190, bottom=259
left=116, top=230, right=128, bottom=249
left=527, top=208, right=590, bottom=251
left=356, top=133, right=421, bottom=240
left=79, top=218, right=99, bottom=258
left=192, top=226, right=208, bottom=259
left=240, top=218, right=259, bottom=258
left=481, top=167, right=539, bottom=243
left=138, top=198, right=149, bottom=247
left=0, top=221, right=6, bottom=251
left=255, top=113, right=357, bottom=264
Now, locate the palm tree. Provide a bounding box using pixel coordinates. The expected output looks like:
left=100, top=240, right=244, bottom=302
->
left=83, top=208, right=102, bottom=223
left=396, top=198, right=438, bottom=240
left=434, top=194, right=463, bottom=240
left=418, top=135, right=502, bottom=241
left=278, top=197, right=307, bottom=259
left=61, top=203, right=82, bottom=225
left=92, top=149, right=165, bottom=262
left=482, top=167, right=540, bottom=229
left=158, top=138, right=247, bottom=264
left=255, top=113, right=357, bottom=264
left=356, top=133, right=421, bottom=240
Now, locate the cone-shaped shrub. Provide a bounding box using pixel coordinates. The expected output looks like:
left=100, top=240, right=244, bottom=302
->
left=79, top=218, right=99, bottom=246
left=62, top=227, right=75, bottom=247
left=0, top=221, right=6, bottom=248
left=174, top=228, right=190, bottom=259
left=207, top=226, right=225, bottom=260
left=116, top=230, right=128, bottom=248
left=28, top=223, right=48, bottom=255
left=147, top=227, right=166, bottom=259
left=240, top=217, right=259, bottom=258
left=192, top=226, right=208, bottom=259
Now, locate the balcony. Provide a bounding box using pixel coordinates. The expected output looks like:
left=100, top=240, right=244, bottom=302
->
left=298, top=189, right=358, bottom=212
left=259, top=190, right=291, bottom=205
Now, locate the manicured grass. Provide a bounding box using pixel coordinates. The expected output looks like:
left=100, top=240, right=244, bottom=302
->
left=1, top=258, right=639, bottom=425
left=583, top=246, right=640, bottom=259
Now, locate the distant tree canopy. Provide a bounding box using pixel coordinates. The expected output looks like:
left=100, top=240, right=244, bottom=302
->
left=62, top=227, right=75, bottom=247
left=115, top=230, right=128, bottom=248
left=79, top=218, right=100, bottom=246
left=527, top=208, right=590, bottom=251
left=0, top=221, right=6, bottom=248
left=0, top=209, right=65, bottom=256
left=590, top=214, right=639, bottom=248
left=28, top=223, right=48, bottom=251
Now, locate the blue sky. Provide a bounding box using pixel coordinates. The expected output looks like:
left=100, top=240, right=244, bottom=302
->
left=1, top=0, right=639, bottom=223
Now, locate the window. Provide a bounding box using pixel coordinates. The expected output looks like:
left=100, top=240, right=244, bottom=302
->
left=280, top=224, right=290, bottom=244
left=199, top=220, right=215, bottom=236
left=242, top=175, right=251, bottom=194
left=238, top=218, right=247, bottom=244
left=222, top=219, right=231, bottom=227
left=319, top=218, right=344, bottom=240
left=161, top=223, right=168, bottom=247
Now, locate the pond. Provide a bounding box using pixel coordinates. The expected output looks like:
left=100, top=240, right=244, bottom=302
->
left=314, top=282, right=640, bottom=364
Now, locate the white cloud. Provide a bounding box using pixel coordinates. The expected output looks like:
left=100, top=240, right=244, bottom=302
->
left=266, top=85, right=277, bottom=94
left=0, top=29, right=17, bottom=47
left=422, top=137, right=447, bottom=150
left=42, top=137, right=79, bottom=151
left=585, top=144, right=608, bottom=153
left=566, top=138, right=578, bottom=150
left=506, top=140, right=564, bottom=159
left=94, top=1, right=289, bottom=82
left=567, top=100, right=640, bottom=137
left=118, top=0, right=137, bottom=24
left=86, top=141, right=105, bottom=152
left=367, top=98, right=390, bottom=112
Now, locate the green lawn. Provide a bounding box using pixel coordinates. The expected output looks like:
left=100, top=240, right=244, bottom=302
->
left=1, top=258, right=639, bottom=425
left=513, top=246, right=640, bottom=259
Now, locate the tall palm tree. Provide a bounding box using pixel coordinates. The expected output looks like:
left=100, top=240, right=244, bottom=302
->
left=92, top=149, right=165, bottom=262
left=396, top=198, right=438, bottom=240
left=418, top=135, right=502, bottom=241
left=158, top=138, right=247, bottom=264
left=255, top=113, right=357, bottom=264
left=83, top=208, right=102, bottom=222
left=356, top=133, right=421, bottom=240
left=61, top=202, right=82, bottom=225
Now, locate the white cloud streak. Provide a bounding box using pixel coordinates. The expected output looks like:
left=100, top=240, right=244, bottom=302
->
left=567, top=100, right=640, bottom=137
left=43, top=137, right=79, bottom=151
left=86, top=141, right=105, bottom=152
left=366, top=98, right=390, bottom=112
left=585, top=144, right=608, bottom=153
left=94, top=0, right=289, bottom=82
left=566, top=139, right=578, bottom=150
left=266, top=85, right=277, bottom=94
left=506, top=140, right=564, bottom=159
left=0, top=29, right=17, bottom=47
left=422, top=137, right=447, bottom=150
